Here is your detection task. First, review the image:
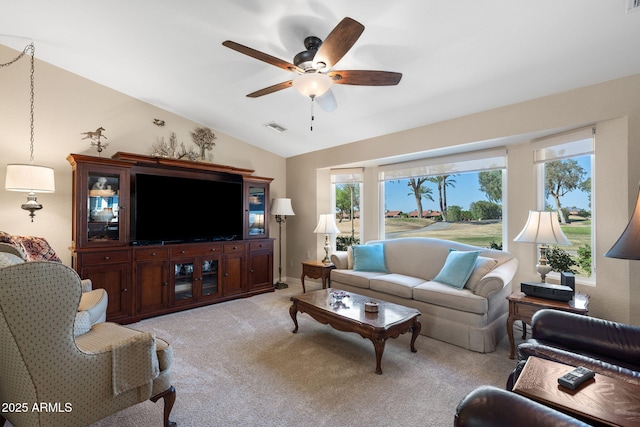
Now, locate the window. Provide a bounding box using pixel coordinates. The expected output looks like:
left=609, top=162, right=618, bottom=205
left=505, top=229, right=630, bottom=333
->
left=534, top=127, right=595, bottom=280
left=331, top=168, right=363, bottom=250
left=379, top=149, right=506, bottom=248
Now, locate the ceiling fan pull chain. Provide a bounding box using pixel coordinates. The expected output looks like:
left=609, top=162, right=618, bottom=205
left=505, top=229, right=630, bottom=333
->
left=310, top=95, right=316, bottom=131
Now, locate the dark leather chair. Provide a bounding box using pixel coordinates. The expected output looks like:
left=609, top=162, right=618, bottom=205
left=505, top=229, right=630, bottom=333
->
left=454, top=385, right=590, bottom=427
left=509, top=309, right=640, bottom=388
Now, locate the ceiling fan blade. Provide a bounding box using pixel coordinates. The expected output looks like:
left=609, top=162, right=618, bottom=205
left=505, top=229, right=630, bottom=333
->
left=328, top=70, right=402, bottom=86
left=222, top=40, right=302, bottom=73
left=246, top=80, right=293, bottom=98
left=313, top=17, right=364, bottom=70
left=316, top=89, right=337, bottom=112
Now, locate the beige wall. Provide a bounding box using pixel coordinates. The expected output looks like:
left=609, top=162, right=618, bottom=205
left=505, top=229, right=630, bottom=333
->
left=0, top=45, right=288, bottom=273
left=286, top=73, right=640, bottom=325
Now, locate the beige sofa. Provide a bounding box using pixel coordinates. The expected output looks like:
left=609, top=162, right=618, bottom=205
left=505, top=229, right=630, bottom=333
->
left=330, top=237, right=518, bottom=353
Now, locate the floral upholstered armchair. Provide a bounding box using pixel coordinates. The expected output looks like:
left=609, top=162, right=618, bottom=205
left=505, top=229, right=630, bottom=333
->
left=0, top=261, right=176, bottom=427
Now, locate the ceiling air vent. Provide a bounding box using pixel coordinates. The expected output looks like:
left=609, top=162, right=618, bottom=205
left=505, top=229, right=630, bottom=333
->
left=263, top=121, right=287, bottom=133
left=627, top=0, right=640, bottom=13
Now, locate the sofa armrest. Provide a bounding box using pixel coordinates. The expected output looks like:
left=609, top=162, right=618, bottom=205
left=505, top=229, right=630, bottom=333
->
left=531, top=309, right=640, bottom=365
left=454, top=386, right=590, bottom=427
left=474, top=257, right=518, bottom=298
left=330, top=251, right=349, bottom=270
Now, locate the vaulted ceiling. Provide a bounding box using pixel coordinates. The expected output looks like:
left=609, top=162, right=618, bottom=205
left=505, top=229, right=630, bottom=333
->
left=2, top=0, right=640, bottom=158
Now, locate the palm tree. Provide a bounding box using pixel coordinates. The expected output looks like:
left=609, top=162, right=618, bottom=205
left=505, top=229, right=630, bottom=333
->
left=407, top=178, right=433, bottom=217
left=428, top=175, right=457, bottom=221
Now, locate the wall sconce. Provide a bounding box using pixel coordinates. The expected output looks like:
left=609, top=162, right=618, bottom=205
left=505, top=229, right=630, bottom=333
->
left=2, top=43, right=55, bottom=221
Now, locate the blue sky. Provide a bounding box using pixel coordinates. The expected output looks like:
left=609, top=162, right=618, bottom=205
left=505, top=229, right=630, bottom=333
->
left=383, top=156, right=591, bottom=213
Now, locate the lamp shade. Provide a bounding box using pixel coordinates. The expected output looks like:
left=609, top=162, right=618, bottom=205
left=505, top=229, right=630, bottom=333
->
left=605, top=185, right=640, bottom=259
left=271, top=198, right=295, bottom=216
left=5, top=164, right=55, bottom=193
left=514, top=210, right=570, bottom=245
left=313, top=214, right=340, bottom=235
left=292, top=73, right=333, bottom=98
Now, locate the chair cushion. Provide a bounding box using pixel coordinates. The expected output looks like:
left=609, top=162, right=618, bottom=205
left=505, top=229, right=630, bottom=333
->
left=0, top=252, right=25, bottom=268
left=79, top=288, right=108, bottom=325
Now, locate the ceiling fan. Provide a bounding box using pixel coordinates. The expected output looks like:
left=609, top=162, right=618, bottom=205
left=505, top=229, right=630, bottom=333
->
left=222, top=17, right=402, bottom=112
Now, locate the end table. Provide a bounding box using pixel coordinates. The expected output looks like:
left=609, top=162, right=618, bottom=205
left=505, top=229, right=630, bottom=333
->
left=300, top=261, right=335, bottom=293
left=507, top=291, right=589, bottom=359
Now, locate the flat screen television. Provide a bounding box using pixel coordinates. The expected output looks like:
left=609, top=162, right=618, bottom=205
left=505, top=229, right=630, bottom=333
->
left=131, top=172, right=243, bottom=244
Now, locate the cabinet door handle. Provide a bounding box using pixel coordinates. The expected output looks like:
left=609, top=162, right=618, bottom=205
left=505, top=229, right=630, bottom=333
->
left=180, top=250, right=186, bottom=254
left=123, top=288, right=128, bottom=292
left=151, top=252, right=157, bottom=256
left=250, top=269, right=254, bottom=273
left=224, top=273, right=229, bottom=277
left=104, top=256, right=110, bottom=260
left=162, top=282, right=168, bottom=286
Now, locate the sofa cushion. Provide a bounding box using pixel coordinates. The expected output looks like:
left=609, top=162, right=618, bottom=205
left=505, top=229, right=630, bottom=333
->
left=413, top=281, right=488, bottom=314
left=352, top=244, right=388, bottom=273
left=465, top=256, right=499, bottom=291
left=433, top=250, right=480, bottom=289
left=331, top=269, right=384, bottom=289
left=370, top=274, right=426, bottom=298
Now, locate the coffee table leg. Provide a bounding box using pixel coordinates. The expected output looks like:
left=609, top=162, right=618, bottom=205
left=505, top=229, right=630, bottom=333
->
left=410, top=317, right=421, bottom=353
left=289, top=301, right=299, bottom=333
left=373, top=338, right=386, bottom=375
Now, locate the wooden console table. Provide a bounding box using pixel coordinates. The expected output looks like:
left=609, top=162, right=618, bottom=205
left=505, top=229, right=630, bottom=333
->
left=300, top=261, right=335, bottom=293
left=507, top=291, right=589, bottom=359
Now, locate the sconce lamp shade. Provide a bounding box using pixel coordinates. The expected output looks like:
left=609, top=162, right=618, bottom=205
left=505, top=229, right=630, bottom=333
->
left=605, top=186, right=640, bottom=259
left=514, top=211, right=570, bottom=245
left=5, top=164, right=55, bottom=193
left=271, top=198, right=295, bottom=216
left=313, top=214, right=340, bottom=235
left=292, top=73, right=333, bottom=98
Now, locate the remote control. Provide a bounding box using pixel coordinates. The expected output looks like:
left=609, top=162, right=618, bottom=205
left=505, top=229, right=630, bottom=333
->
left=558, top=366, right=595, bottom=390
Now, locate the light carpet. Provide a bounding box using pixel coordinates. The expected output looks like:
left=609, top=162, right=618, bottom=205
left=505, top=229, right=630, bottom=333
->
left=89, top=283, right=522, bottom=427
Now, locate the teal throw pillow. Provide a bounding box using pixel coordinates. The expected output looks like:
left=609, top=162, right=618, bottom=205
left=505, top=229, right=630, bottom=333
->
left=433, top=250, right=481, bottom=289
left=352, top=244, right=389, bottom=273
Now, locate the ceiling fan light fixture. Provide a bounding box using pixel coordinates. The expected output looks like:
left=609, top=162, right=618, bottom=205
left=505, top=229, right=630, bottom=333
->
left=292, top=73, right=332, bottom=98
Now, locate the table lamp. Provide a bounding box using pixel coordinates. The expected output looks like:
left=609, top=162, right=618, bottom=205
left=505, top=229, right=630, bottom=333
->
left=514, top=210, right=570, bottom=282
left=314, top=214, right=340, bottom=264
left=606, top=184, right=640, bottom=259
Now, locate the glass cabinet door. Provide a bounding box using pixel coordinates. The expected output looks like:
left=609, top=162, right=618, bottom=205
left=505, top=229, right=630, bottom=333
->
left=173, top=261, right=194, bottom=302
left=248, top=185, right=266, bottom=237
left=87, top=172, right=121, bottom=243
left=200, top=258, right=219, bottom=297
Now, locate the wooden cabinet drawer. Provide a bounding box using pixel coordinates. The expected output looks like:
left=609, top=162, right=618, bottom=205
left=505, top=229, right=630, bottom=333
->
left=250, top=241, right=272, bottom=251
left=135, top=247, right=169, bottom=261
left=80, top=250, right=130, bottom=265
left=171, top=244, right=222, bottom=258
left=224, top=243, right=245, bottom=254
left=514, top=303, right=539, bottom=319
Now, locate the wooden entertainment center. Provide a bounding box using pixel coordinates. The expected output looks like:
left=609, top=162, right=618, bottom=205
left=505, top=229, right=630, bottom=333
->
left=67, top=152, right=274, bottom=323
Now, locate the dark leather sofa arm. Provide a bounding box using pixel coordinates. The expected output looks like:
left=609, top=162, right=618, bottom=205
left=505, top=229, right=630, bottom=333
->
left=530, top=309, right=640, bottom=365
left=454, top=386, right=590, bottom=427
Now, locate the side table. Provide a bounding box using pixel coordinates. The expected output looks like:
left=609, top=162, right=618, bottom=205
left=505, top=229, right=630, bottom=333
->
left=300, top=261, right=335, bottom=293
left=507, top=291, right=589, bottom=359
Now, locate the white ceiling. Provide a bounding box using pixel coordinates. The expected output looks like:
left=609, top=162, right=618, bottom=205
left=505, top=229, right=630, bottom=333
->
left=2, top=0, right=640, bottom=158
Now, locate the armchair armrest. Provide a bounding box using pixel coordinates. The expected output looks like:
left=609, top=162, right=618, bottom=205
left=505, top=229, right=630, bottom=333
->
left=81, top=278, right=93, bottom=293
left=531, top=309, right=640, bottom=365
left=454, top=386, right=590, bottom=427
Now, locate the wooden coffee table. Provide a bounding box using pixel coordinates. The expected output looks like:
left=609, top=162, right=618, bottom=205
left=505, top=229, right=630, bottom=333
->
left=513, top=356, right=640, bottom=426
left=289, top=289, right=421, bottom=375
